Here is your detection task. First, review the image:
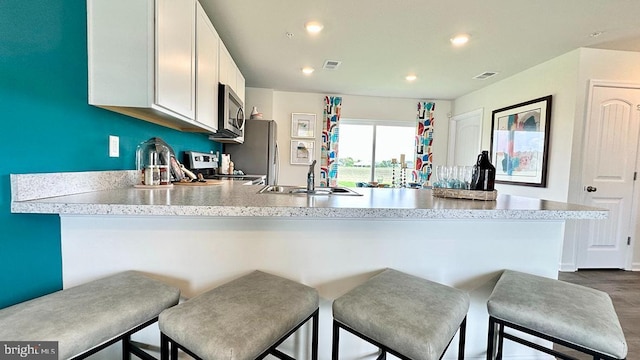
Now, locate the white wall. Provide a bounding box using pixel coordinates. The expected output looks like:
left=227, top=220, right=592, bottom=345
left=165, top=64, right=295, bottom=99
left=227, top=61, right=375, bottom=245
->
left=246, top=88, right=452, bottom=186
left=453, top=50, right=581, bottom=202
left=245, top=87, right=274, bottom=119
left=454, top=47, right=640, bottom=270
left=271, top=91, right=326, bottom=186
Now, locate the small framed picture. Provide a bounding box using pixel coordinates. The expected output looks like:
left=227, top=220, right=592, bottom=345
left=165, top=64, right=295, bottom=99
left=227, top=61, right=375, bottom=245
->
left=290, top=140, right=315, bottom=165
left=291, top=113, right=316, bottom=138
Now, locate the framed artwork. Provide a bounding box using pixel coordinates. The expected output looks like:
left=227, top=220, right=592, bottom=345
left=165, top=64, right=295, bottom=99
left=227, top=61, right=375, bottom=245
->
left=290, top=140, right=315, bottom=165
left=490, top=95, right=552, bottom=187
left=291, top=113, right=316, bottom=138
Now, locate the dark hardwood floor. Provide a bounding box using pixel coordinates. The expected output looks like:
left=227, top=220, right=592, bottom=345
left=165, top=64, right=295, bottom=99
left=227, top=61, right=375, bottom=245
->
left=555, top=270, right=640, bottom=359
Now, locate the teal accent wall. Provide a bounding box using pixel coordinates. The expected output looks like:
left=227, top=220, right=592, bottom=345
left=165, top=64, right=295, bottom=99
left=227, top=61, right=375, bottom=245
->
left=0, top=0, right=221, bottom=308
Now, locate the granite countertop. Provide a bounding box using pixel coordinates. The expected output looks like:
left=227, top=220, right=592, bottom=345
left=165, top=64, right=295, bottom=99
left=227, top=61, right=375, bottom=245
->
left=10, top=171, right=607, bottom=220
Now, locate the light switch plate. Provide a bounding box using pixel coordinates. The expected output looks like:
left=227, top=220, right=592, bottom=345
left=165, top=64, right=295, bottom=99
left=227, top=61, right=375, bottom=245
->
left=109, top=135, right=119, bottom=157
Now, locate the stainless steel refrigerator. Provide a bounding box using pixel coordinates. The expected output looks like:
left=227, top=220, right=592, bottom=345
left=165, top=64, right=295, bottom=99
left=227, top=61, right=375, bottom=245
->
left=224, top=119, right=279, bottom=185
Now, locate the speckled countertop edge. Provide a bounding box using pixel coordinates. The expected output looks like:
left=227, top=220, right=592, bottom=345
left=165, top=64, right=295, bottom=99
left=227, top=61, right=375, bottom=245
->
left=10, top=171, right=608, bottom=220
left=10, top=202, right=607, bottom=220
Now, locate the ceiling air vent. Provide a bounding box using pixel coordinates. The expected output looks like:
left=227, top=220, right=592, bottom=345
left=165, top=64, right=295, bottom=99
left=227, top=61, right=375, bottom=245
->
left=323, top=60, right=342, bottom=70
left=473, top=71, right=498, bottom=80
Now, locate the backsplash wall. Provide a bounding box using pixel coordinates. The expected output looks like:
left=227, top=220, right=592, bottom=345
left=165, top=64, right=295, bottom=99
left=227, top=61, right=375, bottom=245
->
left=0, top=0, right=221, bottom=308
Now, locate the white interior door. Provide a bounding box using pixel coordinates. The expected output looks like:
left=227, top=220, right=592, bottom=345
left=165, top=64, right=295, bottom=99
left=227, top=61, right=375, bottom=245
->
left=448, top=109, right=483, bottom=165
left=578, top=85, right=640, bottom=269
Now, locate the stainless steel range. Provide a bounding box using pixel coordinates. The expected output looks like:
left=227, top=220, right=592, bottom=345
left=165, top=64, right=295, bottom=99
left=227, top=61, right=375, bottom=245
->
left=183, top=151, right=266, bottom=185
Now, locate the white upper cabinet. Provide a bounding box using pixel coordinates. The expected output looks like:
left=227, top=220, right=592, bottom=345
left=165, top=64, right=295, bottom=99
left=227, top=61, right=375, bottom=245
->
left=218, top=42, right=235, bottom=90
left=195, top=2, right=219, bottom=131
left=236, top=68, right=245, bottom=105
left=218, top=41, right=245, bottom=105
left=87, top=0, right=241, bottom=134
left=88, top=0, right=156, bottom=109
left=155, top=0, right=196, bottom=120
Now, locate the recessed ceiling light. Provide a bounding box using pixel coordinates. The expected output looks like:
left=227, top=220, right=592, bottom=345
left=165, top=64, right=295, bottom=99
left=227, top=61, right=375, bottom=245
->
left=406, top=74, right=417, bottom=81
left=305, top=21, right=324, bottom=34
left=302, top=67, right=315, bottom=75
left=450, top=34, right=470, bottom=46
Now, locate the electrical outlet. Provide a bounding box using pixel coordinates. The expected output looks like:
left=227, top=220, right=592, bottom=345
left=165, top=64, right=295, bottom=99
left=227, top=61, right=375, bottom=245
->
left=109, top=135, right=119, bottom=157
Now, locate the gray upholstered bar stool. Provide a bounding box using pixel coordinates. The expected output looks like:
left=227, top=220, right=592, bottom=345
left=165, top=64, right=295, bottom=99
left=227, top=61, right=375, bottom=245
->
left=332, top=268, right=470, bottom=360
left=486, top=269, right=627, bottom=360
left=159, top=270, right=319, bottom=360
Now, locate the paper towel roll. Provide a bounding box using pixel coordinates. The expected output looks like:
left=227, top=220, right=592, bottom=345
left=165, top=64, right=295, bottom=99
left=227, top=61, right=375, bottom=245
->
left=220, top=154, right=230, bottom=175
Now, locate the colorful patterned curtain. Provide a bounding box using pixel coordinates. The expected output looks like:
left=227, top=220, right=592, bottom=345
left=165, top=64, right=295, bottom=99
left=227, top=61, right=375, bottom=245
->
left=414, top=102, right=435, bottom=185
left=320, top=96, right=342, bottom=187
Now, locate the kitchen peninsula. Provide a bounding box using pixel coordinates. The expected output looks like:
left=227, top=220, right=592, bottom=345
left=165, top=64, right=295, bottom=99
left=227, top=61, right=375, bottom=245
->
left=11, top=171, right=605, bottom=360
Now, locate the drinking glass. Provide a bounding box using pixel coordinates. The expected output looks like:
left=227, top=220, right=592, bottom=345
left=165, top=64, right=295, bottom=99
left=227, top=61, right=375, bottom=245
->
left=463, top=166, right=474, bottom=189
left=457, top=166, right=467, bottom=189
left=433, top=165, right=444, bottom=188
left=449, top=166, right=459, bottom=188
left=441, top=166, right=452, bottom=188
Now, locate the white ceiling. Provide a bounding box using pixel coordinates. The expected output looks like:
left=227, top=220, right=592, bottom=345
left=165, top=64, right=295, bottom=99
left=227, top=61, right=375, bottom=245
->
left=200, top=0, right=640, bottom=100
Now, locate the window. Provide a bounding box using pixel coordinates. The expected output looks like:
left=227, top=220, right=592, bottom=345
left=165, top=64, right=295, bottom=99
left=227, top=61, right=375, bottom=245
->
left=337, top=119, right=415, bottom=187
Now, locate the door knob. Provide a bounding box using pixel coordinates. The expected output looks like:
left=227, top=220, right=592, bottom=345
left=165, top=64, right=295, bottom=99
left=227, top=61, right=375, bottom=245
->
left=585, top=186, right=597, bottom=192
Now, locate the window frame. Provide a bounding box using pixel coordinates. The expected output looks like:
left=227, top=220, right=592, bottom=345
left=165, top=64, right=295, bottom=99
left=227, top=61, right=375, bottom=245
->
left=340, top=118, right=415, bottom=183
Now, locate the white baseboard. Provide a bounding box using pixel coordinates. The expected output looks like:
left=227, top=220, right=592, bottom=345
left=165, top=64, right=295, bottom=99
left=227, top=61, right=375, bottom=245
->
left=560, top=262, right=640, bottom=271
left=559, top=263, right=577, bottom=272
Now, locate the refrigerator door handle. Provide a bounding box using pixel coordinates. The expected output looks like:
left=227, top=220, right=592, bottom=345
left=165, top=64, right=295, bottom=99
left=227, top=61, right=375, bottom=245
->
left=274, top=141, right=279, bottom=185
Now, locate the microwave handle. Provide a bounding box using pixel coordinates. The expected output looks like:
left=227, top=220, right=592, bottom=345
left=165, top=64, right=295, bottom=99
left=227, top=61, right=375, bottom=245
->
left=235, top=107, right=245, bottom=130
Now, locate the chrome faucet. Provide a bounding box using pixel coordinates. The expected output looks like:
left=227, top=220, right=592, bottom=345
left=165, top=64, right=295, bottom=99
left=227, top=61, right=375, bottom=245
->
left=307, top=160, right=316, bottom=193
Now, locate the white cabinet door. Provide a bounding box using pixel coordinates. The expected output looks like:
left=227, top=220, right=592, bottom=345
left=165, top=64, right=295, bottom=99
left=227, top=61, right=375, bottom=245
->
left=195, top=2, right=219, bottom=131
left=156, top=0, right=196, bottom=119
left=87, top=0, right=155, bottom=107
left=236, top=69, right=245, bottom=105
left=218, top=42, right=235, bottom=90
left=218, top=41, right=245, bottom=105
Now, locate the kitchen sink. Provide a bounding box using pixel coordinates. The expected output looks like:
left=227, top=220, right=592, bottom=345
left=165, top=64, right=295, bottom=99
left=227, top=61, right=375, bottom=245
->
left=259, top=185, right=362, bottom=196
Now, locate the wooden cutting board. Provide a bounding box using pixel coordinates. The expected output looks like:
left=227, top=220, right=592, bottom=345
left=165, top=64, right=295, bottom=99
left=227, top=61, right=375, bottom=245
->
left=173, top=180, right=224, bottom=186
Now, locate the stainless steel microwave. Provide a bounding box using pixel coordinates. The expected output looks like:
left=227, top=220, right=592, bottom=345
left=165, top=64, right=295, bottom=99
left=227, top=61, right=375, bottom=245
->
left=217, top=83, right=244, bottom=138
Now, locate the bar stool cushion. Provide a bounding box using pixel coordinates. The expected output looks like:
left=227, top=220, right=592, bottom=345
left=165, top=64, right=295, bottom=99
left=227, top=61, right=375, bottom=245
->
left=333, top=268, right=470, bottom=360
left=0, top=271, right=181, bottom=359
left=159, top=270, right=319, bottom=360
left=487, top=269, right=627, bottom=359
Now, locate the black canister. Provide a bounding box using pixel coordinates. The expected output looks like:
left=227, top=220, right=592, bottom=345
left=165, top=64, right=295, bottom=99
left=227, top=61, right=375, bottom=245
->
left=471, top=150, right=496, bottom=191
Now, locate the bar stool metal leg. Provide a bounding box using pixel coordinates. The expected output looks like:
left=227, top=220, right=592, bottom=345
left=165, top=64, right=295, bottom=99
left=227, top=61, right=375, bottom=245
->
left=458, top=317, right=467, bottom=360
left=160, top=333, right=169, bottom=360
left=496, top=322, right=505, bottom=360
left=122, top=334, right=131, bottom=360
left=487, top=317, right=496, bottom=360
left=170, top=338, right=178, bottom=360
left=311, top=310, right=319, bottom=360
left=332, top=320, right=340, bottom=360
